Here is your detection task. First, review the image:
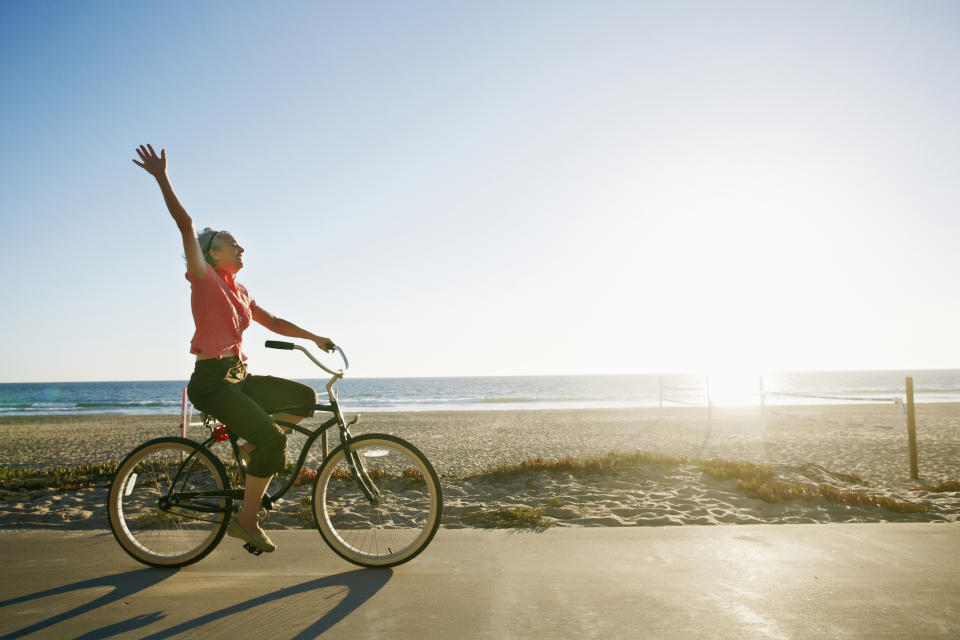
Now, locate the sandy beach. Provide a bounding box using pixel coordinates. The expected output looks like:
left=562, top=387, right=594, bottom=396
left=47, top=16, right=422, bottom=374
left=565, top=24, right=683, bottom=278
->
left=1, top=404, right=958, bottom=529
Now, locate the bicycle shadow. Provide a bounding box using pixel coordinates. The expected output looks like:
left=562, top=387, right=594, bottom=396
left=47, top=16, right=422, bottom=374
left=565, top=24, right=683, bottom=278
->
left=0, top=566, right=391, bottom=640
left=0, top=567, right=177, bottom=640
left=136, top=568, right=392, bottom=640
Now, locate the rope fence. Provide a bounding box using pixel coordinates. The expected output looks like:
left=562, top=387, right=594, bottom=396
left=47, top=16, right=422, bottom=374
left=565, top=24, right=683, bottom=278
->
left=659, top=380, right=710, bottom=407
left=656, top=375, right=922, bottom=479
left=762, top=377, right=921, bottom=480
left=762, top=391, right=906, bottom=432
left=177, top=376, right=926, bottom=480
left=763, top=391, right=903, bottom=404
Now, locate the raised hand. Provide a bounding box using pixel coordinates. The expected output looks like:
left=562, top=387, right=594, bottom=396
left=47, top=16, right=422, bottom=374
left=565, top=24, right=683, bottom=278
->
left=132, top=144, right=167, bottom=177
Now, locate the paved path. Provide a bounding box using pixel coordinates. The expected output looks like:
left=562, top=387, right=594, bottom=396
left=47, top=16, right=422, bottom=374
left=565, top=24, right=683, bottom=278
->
left=0, top=524, right=958, bottom=639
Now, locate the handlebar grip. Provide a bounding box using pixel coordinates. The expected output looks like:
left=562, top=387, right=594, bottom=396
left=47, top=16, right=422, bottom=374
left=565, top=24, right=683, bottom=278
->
left=264, top=340, right=295, bottom=350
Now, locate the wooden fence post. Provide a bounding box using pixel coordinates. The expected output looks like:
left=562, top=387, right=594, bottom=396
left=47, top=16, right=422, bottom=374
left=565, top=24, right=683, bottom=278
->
left=180, top=387, right=188, bottom=438
left=905, top=377, right=918, bottom=480
left=759, top=375, right=766, bottom=430
left=705, top=376, right=712, bottom=424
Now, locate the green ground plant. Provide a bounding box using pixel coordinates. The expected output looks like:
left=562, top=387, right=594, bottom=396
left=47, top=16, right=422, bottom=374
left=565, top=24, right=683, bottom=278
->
left=817, top=484, right=929, bottom=513
left=296, top=496, right=315, bottom=523
left=698, top=458, right=929, bottom=514
left=698, top=459, right=775, bottom=483
left=460, top=506, right=551, bottom=529
left=2, top=451, right=936, bottom=519
left=798, top=463, right=870, bottom=486
left=0, top=462, right=117, bottom=500
left=470, top=451, right=687, bottom=481
left=920, top=480, right=960, bottom=493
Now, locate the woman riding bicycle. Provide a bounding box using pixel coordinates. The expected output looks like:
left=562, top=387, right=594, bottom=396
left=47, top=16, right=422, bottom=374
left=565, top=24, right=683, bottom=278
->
left=133, top=144, right=333, bottom=553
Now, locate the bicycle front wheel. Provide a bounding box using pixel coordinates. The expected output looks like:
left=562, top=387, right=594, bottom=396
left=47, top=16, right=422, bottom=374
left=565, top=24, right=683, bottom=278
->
left=108, top=437, right=232, bottom=568
left=313, top=433, right=443, bottom=568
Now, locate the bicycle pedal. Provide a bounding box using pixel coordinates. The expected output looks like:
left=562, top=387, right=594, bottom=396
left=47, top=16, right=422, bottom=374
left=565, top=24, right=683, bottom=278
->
left=243, top=543, right=264, bottom=556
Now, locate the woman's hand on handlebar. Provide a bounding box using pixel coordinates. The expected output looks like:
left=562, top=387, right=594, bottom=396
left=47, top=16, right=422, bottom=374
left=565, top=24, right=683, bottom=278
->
left=312, top=335, right=335, bottom=353
left=132, top=144, right=167, bottom=178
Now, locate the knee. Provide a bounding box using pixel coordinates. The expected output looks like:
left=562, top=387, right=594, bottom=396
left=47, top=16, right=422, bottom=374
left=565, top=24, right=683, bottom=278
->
left=288, top=379, right=318, bottom=418
left=248, top=429, right=287, bottom=476
left=295, top=387, right=319, bottom=418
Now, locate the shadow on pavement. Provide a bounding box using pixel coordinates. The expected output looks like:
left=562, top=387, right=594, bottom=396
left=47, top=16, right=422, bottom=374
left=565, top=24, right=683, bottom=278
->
left=1, top=566, right=391, bottom=640
left=137, top=569, right=393, bottom=640
left=0, top=567, right=177, bottom=640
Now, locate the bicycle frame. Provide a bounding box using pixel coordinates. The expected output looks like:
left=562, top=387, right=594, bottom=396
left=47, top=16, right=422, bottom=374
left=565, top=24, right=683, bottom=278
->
left=163, top=342, right=380, bottom=516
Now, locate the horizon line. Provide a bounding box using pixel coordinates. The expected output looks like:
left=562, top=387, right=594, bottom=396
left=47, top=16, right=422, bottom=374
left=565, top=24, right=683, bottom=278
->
left=3, top=366, right=960, bottom=385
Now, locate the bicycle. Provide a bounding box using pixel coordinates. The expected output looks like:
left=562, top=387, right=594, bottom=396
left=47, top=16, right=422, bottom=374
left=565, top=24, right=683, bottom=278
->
left=108, top=341, right=443, bottom=569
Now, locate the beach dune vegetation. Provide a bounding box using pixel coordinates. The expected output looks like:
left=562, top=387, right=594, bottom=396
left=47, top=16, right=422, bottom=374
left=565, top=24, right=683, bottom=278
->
left=297, top=496, right=315, bottom=523
left=0, top=450, right=935, bottom=522
left=0, top=462, right=116, bottom=499
left=698, top=458, right=928, bottom=513
left=816, top=484, right=929, bottom=513
left=460, top=506, right=551, bottom=529
left=470, top=451, right=687, bottom=481
left=920, top=480, right=960, bottom=493
left=698, top=459, right=775, bottom=484
left=798, top=463, right=870, bottom=486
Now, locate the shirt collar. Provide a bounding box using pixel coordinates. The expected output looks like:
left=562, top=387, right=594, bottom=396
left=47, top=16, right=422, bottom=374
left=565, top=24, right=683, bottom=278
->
left=214, top=265, right=238, bottom=288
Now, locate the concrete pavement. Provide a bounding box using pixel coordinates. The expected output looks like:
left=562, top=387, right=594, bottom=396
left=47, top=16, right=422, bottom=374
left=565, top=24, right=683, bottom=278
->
left=0, top=524, right=958, bottom=639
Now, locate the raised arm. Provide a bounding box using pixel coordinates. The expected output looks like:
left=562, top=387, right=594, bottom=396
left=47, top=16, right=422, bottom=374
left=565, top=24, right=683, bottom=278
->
left=133, top=144, right=206, bottom=279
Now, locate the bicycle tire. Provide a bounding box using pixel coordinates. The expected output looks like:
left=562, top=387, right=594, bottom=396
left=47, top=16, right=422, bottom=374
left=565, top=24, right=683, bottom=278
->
left=108, top=437, right=232, bottom=568
left=312, top=433, right=443, bottom=568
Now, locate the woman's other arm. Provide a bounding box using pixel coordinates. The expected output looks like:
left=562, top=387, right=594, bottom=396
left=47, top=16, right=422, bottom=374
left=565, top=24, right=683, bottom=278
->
left=133, top=144, right=206, bottom=279
left=252, top=306, right=334, bottom=353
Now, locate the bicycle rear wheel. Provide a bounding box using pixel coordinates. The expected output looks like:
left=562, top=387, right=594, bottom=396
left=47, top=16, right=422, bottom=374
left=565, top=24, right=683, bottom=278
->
left=313, top=433, right=442, bottom=568
left=108, top=437, right=232, bottom=568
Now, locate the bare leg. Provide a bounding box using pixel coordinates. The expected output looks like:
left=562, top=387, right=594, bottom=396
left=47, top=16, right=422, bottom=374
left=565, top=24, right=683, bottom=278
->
left=237, top=414, right=305, bottom=529
left=238, top=473, right=272, bottom=531
left=228, top=473, right=278, bottom=551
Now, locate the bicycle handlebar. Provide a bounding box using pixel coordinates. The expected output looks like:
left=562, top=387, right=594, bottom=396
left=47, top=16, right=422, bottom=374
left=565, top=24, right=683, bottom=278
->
left=264, top=340, right=349, bottom=376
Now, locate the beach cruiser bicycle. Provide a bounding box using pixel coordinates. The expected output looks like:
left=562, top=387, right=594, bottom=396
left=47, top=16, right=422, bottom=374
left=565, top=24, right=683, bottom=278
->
left=108, top=341, right=443, bottom=569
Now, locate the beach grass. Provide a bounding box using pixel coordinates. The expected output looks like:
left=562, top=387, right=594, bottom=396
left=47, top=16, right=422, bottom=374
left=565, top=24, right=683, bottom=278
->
left=469, top=451, right=688, bottom=481
left=697, top=458, right=928, bottom=513
left=735, top=478, right=819, bottom=502
left=0, top=462, right=116, bottom=500
left=461, top=506, right=551, bottom=529
left=816, top=484, right=929, bottom=513
left=920, top=480, right=960, bottom=493
left=798, top=463, right=870, bottom=486
left=296, top=496, right=314, bottom=524
left=698, top=459, right=776, bottom=483
left=466, top=453, right=929, bottom=515
left=0, top=447, right=936, bottom=521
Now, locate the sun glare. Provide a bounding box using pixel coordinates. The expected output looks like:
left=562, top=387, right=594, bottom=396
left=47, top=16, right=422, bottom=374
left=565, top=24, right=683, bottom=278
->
left=702, top=369, right=766, bottom=407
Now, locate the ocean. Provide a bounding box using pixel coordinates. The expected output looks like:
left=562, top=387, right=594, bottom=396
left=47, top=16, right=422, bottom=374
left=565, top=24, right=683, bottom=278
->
left=2, top=370, right=960, bottom=416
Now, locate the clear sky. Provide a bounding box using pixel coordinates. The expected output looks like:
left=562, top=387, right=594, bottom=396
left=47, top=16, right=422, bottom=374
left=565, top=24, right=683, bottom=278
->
left=2, top=1, right=959, bottom=382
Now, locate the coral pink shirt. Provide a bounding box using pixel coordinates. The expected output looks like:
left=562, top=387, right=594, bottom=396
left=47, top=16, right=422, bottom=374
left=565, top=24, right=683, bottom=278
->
left=186, top=263, right=257, bottom=360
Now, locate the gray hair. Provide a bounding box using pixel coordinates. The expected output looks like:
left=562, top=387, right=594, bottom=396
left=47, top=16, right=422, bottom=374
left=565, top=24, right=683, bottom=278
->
left=197, top=227, right=223, bottom=266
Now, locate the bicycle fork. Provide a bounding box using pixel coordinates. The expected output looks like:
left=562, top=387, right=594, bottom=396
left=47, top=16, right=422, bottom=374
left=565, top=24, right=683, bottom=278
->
left=339, top=418, right=383, bottom=505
